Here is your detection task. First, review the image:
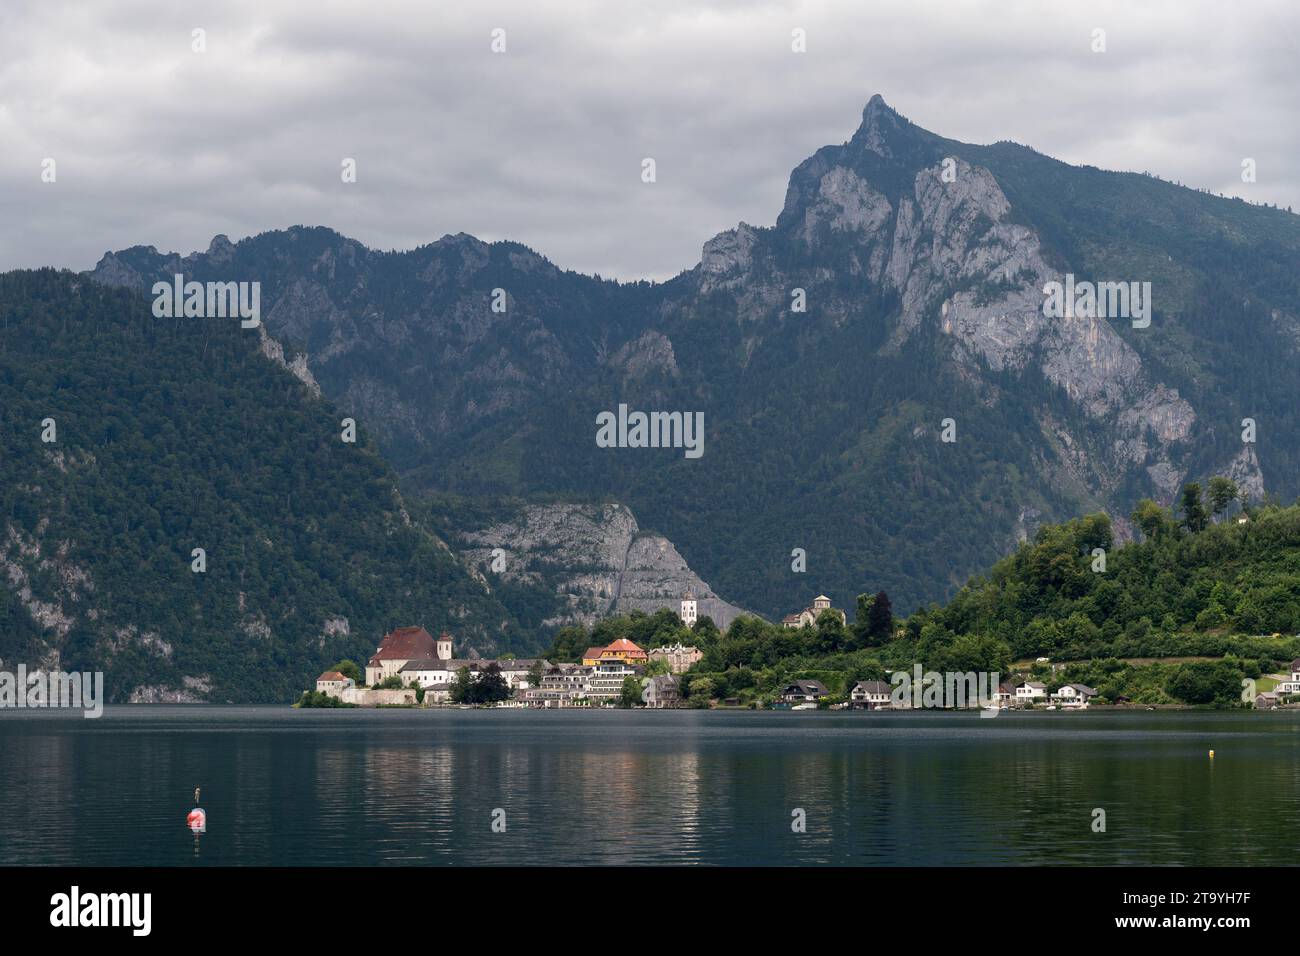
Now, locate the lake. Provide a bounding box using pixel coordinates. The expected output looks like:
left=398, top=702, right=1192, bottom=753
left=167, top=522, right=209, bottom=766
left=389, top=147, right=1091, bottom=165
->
left=1, top=706, right=1296, bottom=866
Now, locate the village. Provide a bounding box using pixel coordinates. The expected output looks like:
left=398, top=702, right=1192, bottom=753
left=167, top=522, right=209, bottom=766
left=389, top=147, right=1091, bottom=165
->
left=308, top=592, right=1299, bottom=711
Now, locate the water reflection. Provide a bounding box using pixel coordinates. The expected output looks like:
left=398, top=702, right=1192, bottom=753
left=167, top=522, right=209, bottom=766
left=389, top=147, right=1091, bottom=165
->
left=0, top=707, right=1296, bottom=866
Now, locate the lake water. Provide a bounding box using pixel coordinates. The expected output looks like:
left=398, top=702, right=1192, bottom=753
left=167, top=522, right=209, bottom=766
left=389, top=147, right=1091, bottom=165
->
left=1, top=706, right=1296, bottom=866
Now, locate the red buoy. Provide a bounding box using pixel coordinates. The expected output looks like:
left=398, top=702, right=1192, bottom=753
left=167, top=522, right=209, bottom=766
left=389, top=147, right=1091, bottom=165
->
left=187, top=807, right=206, bottom=831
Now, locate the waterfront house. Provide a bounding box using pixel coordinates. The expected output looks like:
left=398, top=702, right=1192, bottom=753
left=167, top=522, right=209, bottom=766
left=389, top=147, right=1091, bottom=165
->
left=399, top=656, right=486, bottom=690
left=521, top=665, right=593, bottom=707
left=587, top=660, right=640, bottom=704
left=642, top=674, right=682, bottom=708
left=1276, top=660, right=1300, bottom=695
left=1256, top=691, right=1281, bottom=710
left=1051, top=683, right=1098, bottom=708
left=648, top=643, right=702, bottom=674
left=849, top=680, right=892, bottom=710
left=995, top=683, right=1016, bottom=707
left=1015, top=681, right=1047, bottom=702
left=315, top=671, right=354, bottom=697
left=782, top=594, right=847, bottom=629
left=781, top=679, right=827, bottom=703
left=495, top=659, right=550, bottom=689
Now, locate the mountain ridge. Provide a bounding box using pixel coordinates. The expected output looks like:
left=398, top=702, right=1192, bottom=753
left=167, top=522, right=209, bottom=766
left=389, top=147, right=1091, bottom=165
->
left=81, top=95, right=1300, bottom=622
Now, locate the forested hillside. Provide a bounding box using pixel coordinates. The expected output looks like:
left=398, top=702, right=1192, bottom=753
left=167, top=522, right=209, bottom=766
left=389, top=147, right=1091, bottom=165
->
left=671, top=491, right=1300, bottom=708
left=0, top=270, right=528, bottom=702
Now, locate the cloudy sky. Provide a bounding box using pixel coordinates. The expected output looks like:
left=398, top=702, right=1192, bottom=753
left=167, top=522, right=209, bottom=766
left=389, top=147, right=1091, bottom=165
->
left=2, top=0, right=1297, bottom=281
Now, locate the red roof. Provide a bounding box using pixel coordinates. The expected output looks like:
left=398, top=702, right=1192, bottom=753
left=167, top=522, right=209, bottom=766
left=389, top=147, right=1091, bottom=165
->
left=604, top=638, right=645, bottom=653
left=317, top=671, right=346, bottom=682
left=582, top=646, right=605, bottom=661
left=370, top=626, right=437, bottom=662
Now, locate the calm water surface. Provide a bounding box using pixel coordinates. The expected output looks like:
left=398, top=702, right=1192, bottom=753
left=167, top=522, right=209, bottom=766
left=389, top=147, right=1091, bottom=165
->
left=1, top=706, right=1296, bottom=866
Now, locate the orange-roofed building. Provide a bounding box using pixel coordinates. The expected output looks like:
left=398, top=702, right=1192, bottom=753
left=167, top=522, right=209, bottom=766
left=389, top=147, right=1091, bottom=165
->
left=365, top=626, right=438, bottom=685
left=582, top=638, right=648, bottom=667
left=315, top=671, right=354, bottom=696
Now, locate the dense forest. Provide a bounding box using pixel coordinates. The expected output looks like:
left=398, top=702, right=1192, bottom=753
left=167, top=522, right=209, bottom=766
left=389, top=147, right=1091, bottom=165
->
left=0, top=270, right=531, bottom=703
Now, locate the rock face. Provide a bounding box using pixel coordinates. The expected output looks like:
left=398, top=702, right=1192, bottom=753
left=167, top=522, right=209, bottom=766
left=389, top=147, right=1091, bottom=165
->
left=82, top=95, right=1300, bottom=618
left=458, top=503, right=749, bottom=629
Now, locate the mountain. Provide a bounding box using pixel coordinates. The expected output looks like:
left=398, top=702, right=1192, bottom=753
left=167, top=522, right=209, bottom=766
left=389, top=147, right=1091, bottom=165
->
left=0, top=270, right=536, bottom=702
left=86, top=95, right=1300, bottom=623
left=428, top=498, right=751, bottom=629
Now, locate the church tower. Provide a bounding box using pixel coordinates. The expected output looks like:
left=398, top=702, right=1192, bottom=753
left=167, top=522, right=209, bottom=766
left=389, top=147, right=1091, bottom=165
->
left=437, top=632, right=453, bottom=661
left=680, top=591, right=698, bottom=627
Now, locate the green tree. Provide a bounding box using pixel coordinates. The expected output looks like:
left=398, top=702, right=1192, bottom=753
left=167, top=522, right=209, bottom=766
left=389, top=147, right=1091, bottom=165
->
left=330, top=659, right=362, bottom=683
left=1178, top=483, right=1208, bottom=533
left=1132, top=499, right=1173, bottom=541
left=618, top=675, right=643, bottom=708
left=475, top=662, right=511, bottom=704
left=449, top=666, right=473, bottom=703
left=1207, top=476, right=1238, bottom=520
left=867, top=590, right=894, bottom=643
left=687, top=677, right=715, bottom=709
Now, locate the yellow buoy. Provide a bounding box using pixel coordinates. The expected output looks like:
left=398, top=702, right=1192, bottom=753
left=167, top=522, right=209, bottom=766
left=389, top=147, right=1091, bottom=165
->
left=1209, top=749, right=1215, bottom=758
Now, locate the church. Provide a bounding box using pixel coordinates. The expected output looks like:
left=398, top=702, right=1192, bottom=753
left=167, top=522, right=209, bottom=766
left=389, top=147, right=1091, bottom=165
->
left=782, top=594, right=846, bottom=629
left=364, top=626, right=451, bottom=685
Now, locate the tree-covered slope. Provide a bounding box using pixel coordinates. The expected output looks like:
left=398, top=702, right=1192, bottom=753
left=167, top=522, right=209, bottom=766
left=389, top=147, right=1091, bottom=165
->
left=913, top=498, right=1300, bottom=661
left=0, top=270, right=528, bottom=702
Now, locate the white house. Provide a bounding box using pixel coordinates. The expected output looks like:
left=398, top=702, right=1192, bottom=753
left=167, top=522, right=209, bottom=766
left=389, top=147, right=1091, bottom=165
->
left=1051, top=683, right=1098, bottom=708
left=315, top=671, right=355, bottom=697
left=1015, top=681, right=1047, bottom=702
left=781, top=679, right=827, bottom=703
left=849, top=680, right=892, bottom=709
left=1276, top=659, right=1300, bottom=695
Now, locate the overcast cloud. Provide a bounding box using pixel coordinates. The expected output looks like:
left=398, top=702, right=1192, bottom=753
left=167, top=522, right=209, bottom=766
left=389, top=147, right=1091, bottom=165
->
left=2, top=0, right=1297, bottom=281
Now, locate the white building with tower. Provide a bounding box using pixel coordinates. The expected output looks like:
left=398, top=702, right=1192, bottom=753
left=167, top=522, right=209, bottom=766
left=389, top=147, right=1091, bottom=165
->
left=680, top=590, right=698, bottom=627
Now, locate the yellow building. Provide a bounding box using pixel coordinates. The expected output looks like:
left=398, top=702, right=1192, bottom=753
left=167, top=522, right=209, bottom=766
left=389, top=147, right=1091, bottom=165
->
left=581, top=638, right=648, bottom=667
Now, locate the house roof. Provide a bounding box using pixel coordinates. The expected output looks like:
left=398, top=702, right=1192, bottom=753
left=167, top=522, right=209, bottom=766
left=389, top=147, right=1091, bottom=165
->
left=1290, top=659, right=1300, bottom=670
left=785, top=679, right=827, bottom=694
left=1024, top=681, right=1046, bottom=689
left=370, top=626, right=437, bottom=662
left=496, top=658, right=548, bottom=670
left=317, top=671, right=346, bottom=682
left=582, top=647, right=605, bottom=660
left=602, top=638, right=646, bottom=654
left=781, top=614, right=802, bottom=623
left=814, top=595, right=831, bottom=602
left=1064, top=683, right=1098, bottom=695
left=853, top=680, right=891, bottom=694
left=399, top=658, right=481, bottom=672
